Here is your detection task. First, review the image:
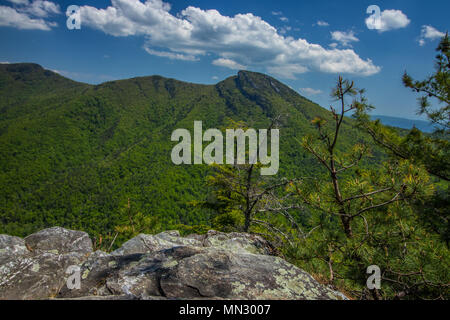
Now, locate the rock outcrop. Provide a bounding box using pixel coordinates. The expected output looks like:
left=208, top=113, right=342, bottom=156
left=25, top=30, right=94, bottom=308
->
left=0, top=227, right=346, bottom=300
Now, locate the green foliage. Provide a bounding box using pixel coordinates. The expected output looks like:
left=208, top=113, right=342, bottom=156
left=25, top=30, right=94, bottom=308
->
left=356, top=35, right=450, bottom=181
left=288, top=76, right=448, bottom=300
left=403, top=33, right=449, bottom=134
left=0, top=63, right=448, bottom=300
left=0, top=65, right=345, bottom=240
left=287, top=202, right=450, bottom=299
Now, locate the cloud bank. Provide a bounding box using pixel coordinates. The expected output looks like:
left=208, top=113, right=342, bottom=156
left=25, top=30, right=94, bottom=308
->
left=365, top=9, right=410, bottom=32
left=78, top=0, right=380, bottom=78
left=212, top=58, right=247, bottom=70
left=0, top=0, right=381, bottom=78
left=331, top=31, right=359, bottom=47
left=0, top=0, right=60, bottom=30
left=418, top=25, right=445, bottom=46
left=300, top=87, right=322, bottom=95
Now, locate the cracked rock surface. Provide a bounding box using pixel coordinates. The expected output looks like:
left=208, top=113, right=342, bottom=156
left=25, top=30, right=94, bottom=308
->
left=0, top=228, right=346, bottom=300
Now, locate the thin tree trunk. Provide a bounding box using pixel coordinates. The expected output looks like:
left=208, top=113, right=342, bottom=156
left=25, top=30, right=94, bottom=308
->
left=340, top=214, right=353, bottom=238
left=244, top=211, right=251, bottom=232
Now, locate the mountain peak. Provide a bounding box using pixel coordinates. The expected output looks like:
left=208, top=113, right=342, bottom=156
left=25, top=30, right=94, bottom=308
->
left=235, top=70, right=295, bottom=97
left=0, top=62, right=72, bottom=84
left=1, top=62, right=91, bottom=91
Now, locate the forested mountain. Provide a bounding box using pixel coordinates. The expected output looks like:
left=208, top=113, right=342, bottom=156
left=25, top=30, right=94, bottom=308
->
left=1, top=62, right=448, bottom=300
left=0, top=63, right=375, bottom=237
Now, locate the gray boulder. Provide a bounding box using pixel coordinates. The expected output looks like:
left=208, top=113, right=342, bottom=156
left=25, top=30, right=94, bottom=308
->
left=111, top=230, right=201, bottom=256
left=200, top=230, right=279, bottom=255
left=0, top=227, right=347, bottom=300
left=0, top=235, right=29, bottom=265
left=0, top=227, right=93, bottom=299
left=24, top=226, right=93, bottom=255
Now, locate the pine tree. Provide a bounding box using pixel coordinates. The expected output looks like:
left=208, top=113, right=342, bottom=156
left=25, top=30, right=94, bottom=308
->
left=356, top=34, right=450, bottom=181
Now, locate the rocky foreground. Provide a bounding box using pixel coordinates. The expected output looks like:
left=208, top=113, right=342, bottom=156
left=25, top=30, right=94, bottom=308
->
left=0, top=227, right=346, bottom=300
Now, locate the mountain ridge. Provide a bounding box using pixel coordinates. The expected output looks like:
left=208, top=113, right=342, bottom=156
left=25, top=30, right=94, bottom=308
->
left=0, top=63, right=374, bottom=240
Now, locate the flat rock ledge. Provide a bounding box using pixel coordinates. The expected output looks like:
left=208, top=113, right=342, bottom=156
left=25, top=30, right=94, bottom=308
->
left=0, top=227, right=347, bottom=300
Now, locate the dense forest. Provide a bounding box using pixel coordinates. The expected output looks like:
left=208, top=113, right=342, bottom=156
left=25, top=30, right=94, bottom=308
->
left=0, top=61, right=371, bottom=236
left=0, top=36, right=448, bottom=300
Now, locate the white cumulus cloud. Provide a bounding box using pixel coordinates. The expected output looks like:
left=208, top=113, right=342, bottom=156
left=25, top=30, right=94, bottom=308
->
left=0, top=6, right=51, bottom=30
left=366, top=9, right=410, bottom=32
left=144, top=47, right=199, bottom=61
left=212, top=58, right=246, bottom=70
left=331, top=31, right=359, bottom=47
left=418, top=25, right=445, bottom=46
left=7, top=0, right=30, bottom=5
left=0, top=0, right=60, bottom=30
left=300, top=87, right=322, bottom=95
left=316, top=20, right=329, bottom=27
left=267, top=64, right=308, bottom=80
left=21, top=0, right=60, bottom=18
left=77, top=0, right=380, bottom=78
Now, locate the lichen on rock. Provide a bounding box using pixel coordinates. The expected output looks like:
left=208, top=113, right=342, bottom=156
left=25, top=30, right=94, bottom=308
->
left=0, top=227, right=347, bottom=300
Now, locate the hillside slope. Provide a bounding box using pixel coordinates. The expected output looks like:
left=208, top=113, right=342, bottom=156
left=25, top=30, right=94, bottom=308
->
left=0, top=63, right=375, bottom=237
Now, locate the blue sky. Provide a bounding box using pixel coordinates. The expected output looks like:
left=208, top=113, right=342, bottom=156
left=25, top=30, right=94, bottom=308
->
left=0, top=0, right=448, bottom=120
